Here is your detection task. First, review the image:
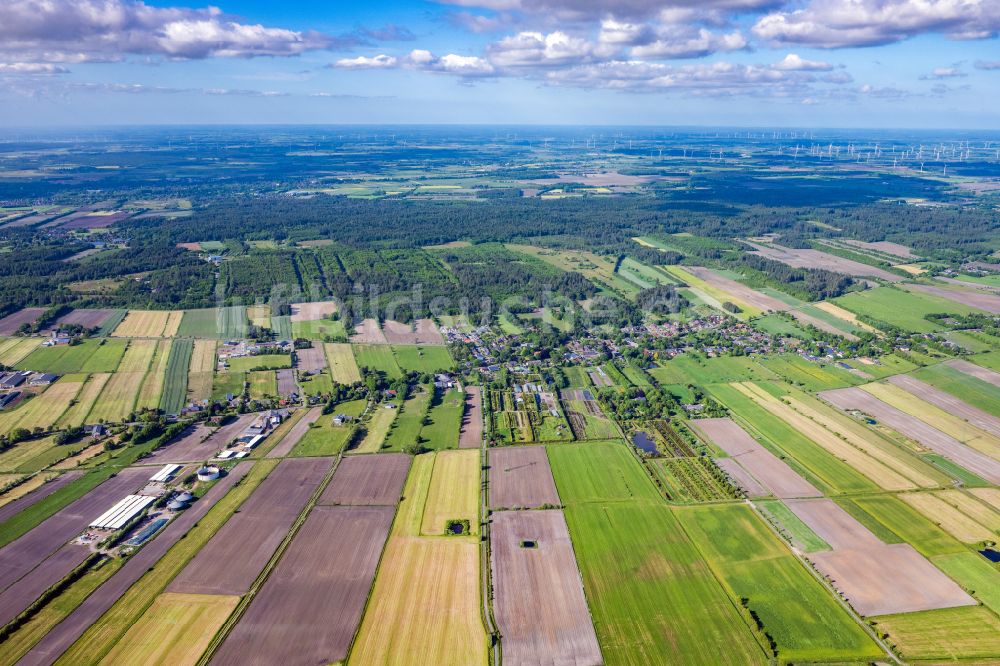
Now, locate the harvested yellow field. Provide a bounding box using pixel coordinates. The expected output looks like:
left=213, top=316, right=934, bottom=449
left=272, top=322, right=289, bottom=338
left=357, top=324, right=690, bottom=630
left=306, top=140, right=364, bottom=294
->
left=933, top=490, right=1000, bottom=532
left=0, top=337, right=42, bottom=365
left=780, top=388, right=943, bottom=487
left=861, top=382, right=1000, bottom=460
left=396, top=454, right=434, bottom=536
left=420, top=450, right=480, bottom=536
left=901, top=492, right=995, bottom=543
left=0, top=473, right=58, bottom=507
left=0, top=380, right=83, bottom=436
left=57, top=373, right=111, bottom=428
left=187, top=340, right=217, bottom=403
left=135, top=340, right=172, bottom=411
left=112, top=310, right=183, bottom=337
left=162, top=311, right=184, bottom=337
left=349, top=536, right=486, bottom=666
left=118, top=340, right=157, bottom=372
left=0, top=437, right=57, bottom=472
left=325, top=343, right=361, bottom=384
left=733, top=383, right=924, bottom=490
left=100, top=593, right=239, bottom=666
left=969, top=487, right=1000, bottom=512
left=353, top=404, right=398, bottom=454
left=894, top=263, right=926, bottom=275
left=52, top=443, right=105, bottom=469
left=812, top=301, right=879, bottom=333
left=88, top=346, right=155, bottom=422
left=247, top=305, right=270, bottom=329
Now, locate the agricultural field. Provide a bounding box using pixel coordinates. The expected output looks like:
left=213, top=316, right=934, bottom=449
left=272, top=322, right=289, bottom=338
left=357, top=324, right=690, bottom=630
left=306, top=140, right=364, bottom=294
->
left=16, top=338, right=126, bottom=374
left=159, top=338, right=192, bottom=413
left=650, top=354, right=777, bottom=385
left=186, top=339, right=216, bottom=403
left=419, top=449, right=479, bottom=536
left=391, top=344, right=453, bottom=373
left=419, top=388, right=464, bottom=450
left=0, top=337, right=42, bottom=365
left=226, top=353, right=290, bottom=372
left=291, top=399, right=366, bottom=456
left=0, top=377, right=83, bottom=435
left=834, top=286, right=982, bottom=332
left=325, top=342, right=361, bottom=384
left=383, top=387, right=432, bottom=451
left=176, top=306, right=248, bottom=338
left=111, top=310, right=184, bottom=337
left=353, top=343, right=403, bottom=379
left=352, top=403, right=399, bottom=453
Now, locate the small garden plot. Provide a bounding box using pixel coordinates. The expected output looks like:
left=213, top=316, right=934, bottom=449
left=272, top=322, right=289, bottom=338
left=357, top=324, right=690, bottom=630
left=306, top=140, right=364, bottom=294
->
left=391, top=345, right=453, bottom=374
left=561, top=396, right=618, bottom=440
left=324, top=343, right=361, bottom=384
left=292, top=399, right=366, bottom=456
left=649, top=457, right=737, bottom=502
left=353, top=344, right=402, bottom=379
left=562, top=365, right=592, bottom=388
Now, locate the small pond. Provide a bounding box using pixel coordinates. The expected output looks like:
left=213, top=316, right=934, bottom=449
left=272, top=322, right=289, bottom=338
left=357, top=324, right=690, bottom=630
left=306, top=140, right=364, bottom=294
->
left=632, top=431, right=657, bottom=455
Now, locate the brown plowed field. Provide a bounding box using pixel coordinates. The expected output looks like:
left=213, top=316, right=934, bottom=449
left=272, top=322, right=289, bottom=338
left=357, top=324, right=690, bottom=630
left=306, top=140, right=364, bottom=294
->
left=908, top=283, right=1000, bottom=314
left=945, top=358, right=1000, bottom=388
left=318, top=453, right=410, bottom=506
left=289, top=301, right=337, bottom=322
left=690, top=418, right=821, bottom=498
left=491, top=510, right=601, bottom=666
left=169, top=457, right=332, bottom=596
left=51, top=309, right=117, bottom=330
left=145, top=413, right=257, bottom=464
left=267, top=407, right=321, bottom=458
left=686, top=266, right=789, bottom=312
left=714, top=457, right=767, bottom=498
left=746, top=242, right=902, bottom=282
left=488, top=447, right=560, bottom=509
left=210, top=505, right=394, bottom=666
left=19, top=462, right=252, bottom=666
left=382, top=319, right=419, bottom=344
left=276, top=368, right=296, bottom=396
left=843, top=239, right=916, bottom=259
left=350, top=318, right=388, bottom=344
left=888, top=374, right=1000, bottom=439
left=810, top=545, right=975, bottom=616
left=820, top=387, right=1000, bottom=484
left=459, top=386, right=483, bottom=449
left=0, top=466, right=146, bottom=591
left=0, top=543, right=90, bottom=627
left=414, top=318, right=445, bottom=345
left=0, top=471, right=82, bottom=524
left=785, top=498, right=976, bottom=616
left=0, top=308, right=45, bottom=335
left=294, top=345, right=327, bottom=373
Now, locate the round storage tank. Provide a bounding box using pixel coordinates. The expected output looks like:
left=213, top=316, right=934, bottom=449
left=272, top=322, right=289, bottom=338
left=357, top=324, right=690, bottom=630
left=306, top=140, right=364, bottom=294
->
left=175, top=491, right=194, bottom=503
left=196, top=466, right=220, bottom=482
left=167, top=500, right=187, bottom=510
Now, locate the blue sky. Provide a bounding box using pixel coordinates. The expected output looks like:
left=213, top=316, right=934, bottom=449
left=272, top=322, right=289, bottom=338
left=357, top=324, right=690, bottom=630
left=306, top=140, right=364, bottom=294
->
left=0, top=0, right=997, bottom=127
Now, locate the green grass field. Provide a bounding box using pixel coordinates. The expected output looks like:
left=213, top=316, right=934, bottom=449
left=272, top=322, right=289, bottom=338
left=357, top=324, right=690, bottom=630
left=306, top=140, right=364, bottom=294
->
left=912, top=362, right=1000, bottom=415
left=930, top=551, right=1000, bottom=615
left=247, top=370, right=277, bottom=399
left=225, top=353, right=291, bottom=372
left=872, top=606, right=1000, bottom=661
left=650, top=355, right=777, bottom=386
left=565, top=501, right=766, bottom=665
left=176, top=306, right=249, bottom=338
left=292, top=399, right=366, bottom=456
left=297, top=370, right=333, bottom=396
left=756, top=500, right=831, bottom=552
left=707, top=383, right=877, bottom=495
left=353, top=344, right=402, bottom=379
left=834, top=286, right=981, bottom=332
left=270, top=315, right=292, bottom=340
left=392, top=345, right=453, bottom=374
left=563, top=365, right=592, bottom=388
left=16, top=338, right=126, bottom=374
left=383, top=388, right=432, bottom=451
left=851, top=495, right=965, bottom=558
left=756, top=354, right=859, bottom=391
left=159, top=338, right=192, bottom=413
left=753, top=314, right=813, bottom=339
left=353, top=402, right=399, bottom=453
left=548, top=441, right=660, bottom=504
left=677, top=504, right=882, bottom=662
left=418, top=388, right=463, bottom=449
left=291, top=318, right=346, bottom=341
left=619, top=363, right=653, bottom=387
